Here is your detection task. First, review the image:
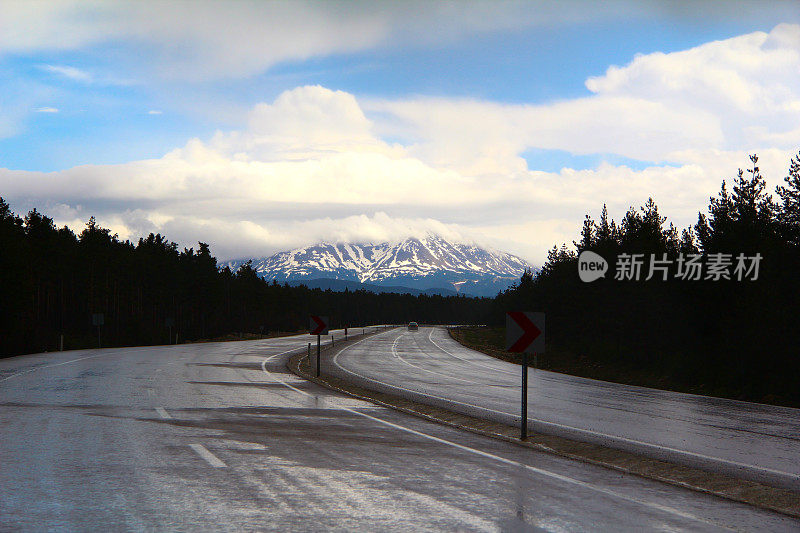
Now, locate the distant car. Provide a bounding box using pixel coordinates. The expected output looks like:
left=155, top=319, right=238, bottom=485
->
left=407, top=322, right=418, bottom=331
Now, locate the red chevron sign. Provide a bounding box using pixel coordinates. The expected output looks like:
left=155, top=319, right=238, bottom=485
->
left=309, top=315, right=329, bottom=336
left=505, top=312, right=545, bottom=353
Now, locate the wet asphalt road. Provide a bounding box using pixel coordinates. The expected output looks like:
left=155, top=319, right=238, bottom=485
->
left=330, top=327, right=800, bottom=491
left=1, top=329, right=798, bottom=531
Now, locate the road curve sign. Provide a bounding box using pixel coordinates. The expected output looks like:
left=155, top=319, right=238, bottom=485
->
left=309, top=315, right=329, bottom=336
left=506, top=312, right=544, bottom=353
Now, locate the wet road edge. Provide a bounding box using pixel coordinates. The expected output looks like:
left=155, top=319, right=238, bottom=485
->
left=286, top=332, right=800, bottom=519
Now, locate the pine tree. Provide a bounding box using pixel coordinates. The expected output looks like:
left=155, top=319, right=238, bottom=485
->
left=731, top=154, right=776, bottom=235
left=595, top=204, right=612, bottom=244
left=695, top=181, right=734, bottom=252
left=575, top=214, right=594, bottom=251
left=776, top=151, right=800, bottom=244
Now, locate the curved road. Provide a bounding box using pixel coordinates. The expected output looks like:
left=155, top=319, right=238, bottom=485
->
left=2, top=328, right=797, bottom=530
left=330, top=327, right=800, bottom=491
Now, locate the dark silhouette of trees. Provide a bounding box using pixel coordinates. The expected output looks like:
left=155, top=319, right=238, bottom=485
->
left=0, top=200, right=490, bottom=357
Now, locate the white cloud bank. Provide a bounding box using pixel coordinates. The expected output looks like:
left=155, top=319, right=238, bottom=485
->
left=2, top=25, right=799, bottom=263
left=368, top=23, right=800, bottom=175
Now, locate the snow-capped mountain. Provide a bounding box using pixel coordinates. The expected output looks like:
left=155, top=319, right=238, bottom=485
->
left=224, top=234, right=533, bottom=297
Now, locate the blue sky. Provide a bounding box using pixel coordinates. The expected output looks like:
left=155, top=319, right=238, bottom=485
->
left=1, top=1, right=799, bottom=262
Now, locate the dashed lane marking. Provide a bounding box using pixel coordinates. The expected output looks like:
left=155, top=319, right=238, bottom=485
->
left=189, top=443, right=226, bottom=468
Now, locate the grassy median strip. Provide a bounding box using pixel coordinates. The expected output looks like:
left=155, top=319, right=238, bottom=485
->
left=287, top=330, right=800, bottom=519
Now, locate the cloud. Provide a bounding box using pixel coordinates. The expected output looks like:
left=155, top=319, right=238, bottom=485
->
left=368, top=24, right=800, bottom=175
left=216, top=85, right=384, bottom=159
left=367, top=95, right=724, bottom=175
left=2, top=25, right=799, bottom=263
left=585, top=23, right=800, bottom=151
left=1, top=84, right=793, bottom=264
left=34, top=107, right=59, bottom=113
left=0, top=86, right=532, bottom=258
left=144, top=212, right=478, bottom=261
left=13, top=1, right=788, bottom=82
left=147, top=110, right=162, bottom=115
left=0, top=1, right=545, bottom=81
left=40, top=64, right=93, bottom=82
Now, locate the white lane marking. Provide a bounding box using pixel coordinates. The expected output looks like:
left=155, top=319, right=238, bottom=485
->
left=155, top=407, right=172, bottom=419
left=334, top=334, right=800, bottom=484
left=391, top=334, right=484, bottom=386
left=428, top=327, right=517, bottom=376
left=261, top=350, right=726, bottom=527
left=259, top=348, right=310, bottom=372
left=189, top=443, right=227, bottom=468
left=0, top=352, right=114, bottom=382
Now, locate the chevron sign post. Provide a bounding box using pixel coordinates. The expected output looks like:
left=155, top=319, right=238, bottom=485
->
left=506, top=312, right=544, bottom=353
left=506, top=312, right=545, bottom=440
left=309, top=316, right=329, bottom=377
left=309, top=315, right=329, bottom=336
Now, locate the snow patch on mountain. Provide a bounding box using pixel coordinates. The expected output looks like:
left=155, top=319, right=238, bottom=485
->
left=224, top=234, right=534, bottom=296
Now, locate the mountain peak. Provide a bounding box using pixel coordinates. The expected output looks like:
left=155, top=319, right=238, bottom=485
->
left=224, top=234, right=534, bottom=297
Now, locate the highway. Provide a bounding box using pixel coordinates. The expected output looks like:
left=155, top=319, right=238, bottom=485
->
left=1, top=329, right=797, bottom=531
left=330, top=327, right=800, bottom=491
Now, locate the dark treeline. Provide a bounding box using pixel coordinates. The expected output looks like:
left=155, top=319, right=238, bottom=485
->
left=0, top=202, right=490, bottom=357
left=496, top=153, right=800, bottom=405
